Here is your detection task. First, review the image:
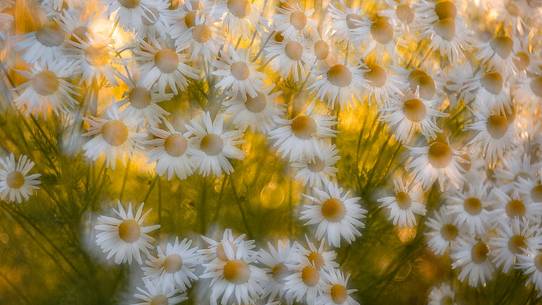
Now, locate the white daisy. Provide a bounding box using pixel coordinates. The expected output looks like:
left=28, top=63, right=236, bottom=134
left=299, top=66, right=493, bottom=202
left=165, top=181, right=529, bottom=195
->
left=407, top=139, right=465, bottom=190
left=492, top=190, right=542, bottom=223
left=146, top=123, right=196, bottom=180
left=186, top=112, right=244, bottom=176
left=328, top=2, right=369, bottom=45
left=462, top=69, right=511, bottom=111
left=16, top=20, right=67, bottom=64
left=379, top=89, right=446, bottom=142
left=362, top=13, right=398, bottom=58
left=136, top=0, right=171, bottom=39
left=517, top=244, right=542, bottom=292
left=451, top=236, right=495, bottom=287
left=116, top=79, right=171, bottom=128
left=102, top=0, right=155, bottom=31
left=209, top=0, right=260, bottom=39
left=377, top=178, right=426, bottom=228
left=83, top=106, right=141, bottom=169
left=223, top=87, right=284, bottom=133
left=490, top=219, right=542, bottom=273
left=143, top=237, right=201, bottom=291
left=132, top=278, right=187, bottom=305
left=13, top=60, right=78, bottom=116
left=269, top=105, right=336, bottom=162
left=95, top=202, right=160, bottom=264
left=292, top=238, right=339, bottom=271
left=300, top=181, right=366, bottom=247
left=474, top=33, right=518, bottom=76
left=291, top=142, right=339, bottom=188
left=0, top=154, right=41, bottom=203
left=399, top=67, right=439, bottom=101
left=200, top=237, right=266, bottom=305
left=68, top=33, right=119, bottom=86
left=258, top=240, right=294, bottom=301
left=266, top=38, right=315, bottom=82
left=445, top=180, right=493, bottom=235
left=212, top=47, right=264, bottom=98
left=428, top=283, right=457, bottom=305
left=309, top=62, right=365, bottom=108
left=316, top=267, right=359, bottom=305
left=283, top=248, right=325, bottom=304
left=516, top=176, right=542, bottom=204
left=494, top=151, right=538, bottom=193
left=174, top=15, right=224, bottom=61
left=135, top=39, right=198, bottom=95
left=272, top=2, right=315, bottom=40
left=360, top=62, right=405, bottom=104
left=201, top=228, right=256, bottom=262
left=425, top=206, right=460, bottom=256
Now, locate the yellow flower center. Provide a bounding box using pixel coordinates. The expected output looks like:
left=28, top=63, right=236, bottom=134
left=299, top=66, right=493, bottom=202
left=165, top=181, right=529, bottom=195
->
left=464, top=197, right=482, bottom=215
left=150, top=295, right=168, bottom=305
left=321, top=198, right=346, bottom=222
left=481, top=71, right=503, bottom=95
left=327, top=64, right=352, bottom=87
left=395, top=191, right=412, bottom=209
left=32, top=70, right=59, bottom=96
left=370, top=17, right=393, bottom=44
left=403, top=98, right=427, bottom=122
left=435, top=1, right=457, bottom=20
left=285, top=41, right=303, bottom=61
left=508, top=235, right=526, bottom=254
left=396, top=4, right=414, bottom=24
left=129, top=87, right=151, bottom=109
left=486, top=114, right=509, bottom=139
left=364, top=64, right=387, bottom=88
left=227, top=0, right=251, bottom=18
left=307, top=251, right=325, bottom=269
left=163, top=254, right=183, bottom=273
left=471, top=241, right=489, bottom=264
left=223, top=260, right=250, bottom=284
left=490, top=36, right=513, bottom=59
left=290, top=11, right=307, bottom=30
left=428, top=141, right=453, bottom=169
left=6, top=171, right=25, bottom=189
left=200, top=133, right=224, bottom=156
left=164, top=134, right=188, bottom=157
left=433, top=18, right=456, bottom=41
left=118, top=219, right=141, bottom=243
left=530, top=185, right=542, bottom=202
left=330, top=284, right=348, bottom=304
left=154, top=48, right=179, bottom=73
left=245, top=92, right=267, bottom=113
left=36, top=22, right=65, bottom=47
left=440, top=224, right=458, bottom=241
left=314, top=40, right=329, bottom=60
left=192, top=24, right=212, bottom=43
left=506, top=199, right=526, bottom=217
left=101, top=120, right=129, bottom=147
left=184, top=11, right=196, bottom=28
left=118, top=0, right=140, bottom=8
left=301, top=265, right=319, bottom=286
left=231, top=62, right=250, bottom=80
left=85, top=44, right=110, bottom=67
left=408, top=70, right=436, bottom=99
left=291, top=115, right=317, bottom=139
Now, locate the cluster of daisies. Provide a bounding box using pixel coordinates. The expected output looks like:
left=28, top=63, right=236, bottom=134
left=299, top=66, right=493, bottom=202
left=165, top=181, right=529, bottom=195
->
left=2, top=0, right=542, bottom=303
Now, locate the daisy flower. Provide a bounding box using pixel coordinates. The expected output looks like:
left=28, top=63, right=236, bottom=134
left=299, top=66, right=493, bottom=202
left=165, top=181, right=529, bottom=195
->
left=143, top=237, right=201, bottom=291
left=16, top=20, right=67, bottom=64
left=131, top=278, right=187, bottom=305
left=468, top=105, right=516, bottom=162
left=272, top=2, right=315, bottom=40
left=360, top=62, right=405, bottom=104
left=258, top=240, right=294, bottom=301
left=428, top=283, right=457, bottom=305
left=490, top=219, right=542, bottom=273
left=400, top=68, right=439, bottom=101
left=283, top=248, right=325, bottom=304
left=362, top=13, right=398, bottom=57
left=146, top=123, right=196, bottom=180
left=135, top=39, right=198, bottom=95
left=494, top=152, right=538, bottom=193
left=309, top=62, right=365, bottom=108
left=223, top=87, right=284, bottom=134
left=492, top=190, right=542, bottom=223
left=136, top=0, right=171, bottom=39
left=83, top=106, right=141, bottom=169
left=200, top=237, right=266, bottom=305
left=212, top=47, right=264, bottom=98
left=166, top=0, right=206, bottom=39
left=0, top=154, right=41, bottom=203
left=462, top=69, right=511, bottom=111
left=445, top=179, right=493, bottom=235
left=516, top=176, right=542, bottom=204
left=95, top=202, right=160, bottom=265
left=383, top=1, right=416, bottom=34
left=451, top=236, right=495, bottom=287
left=200, top=228, right=256, bottom=262
left=268, top=105, right=336, bottom=161
left=328, top=2, right=369, bottom=45
left=68, top=32, right=119, bottom=85
left=291, top=142, right=340, bottom=188
left=379, top=89, right=446, bottom=142
left=316, top=268, right=359, bottom=305
left=266, top=37, right=316, bottom=82
left=102, top=0, right=155, bottom=31
left=516, top=63, right=542, bottom=100
left=210, top=0, right=261, bottom=39
left=377, top=178, right=426, bottom=228
left=13, top=60, right=78, bottom=116
left=186, top=112, right=244, bottom=176
left=414, top=0, right=470, bottom=62
left=300, top=181, right=366, bottom=247
left=116, top=79, right=170, bottom=128
left=174, top=15, right=224, bottom=61
left=425, top=206, right=460, bottom=255
left=517, top=244, right=542, bottom=292
left=474, top=33, right=518, bottom=76
left=407, top=139, right=465, bottom=190
left=310, top=27, right=333, bottom=63
left=292, top=238, right=339, bottom=271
